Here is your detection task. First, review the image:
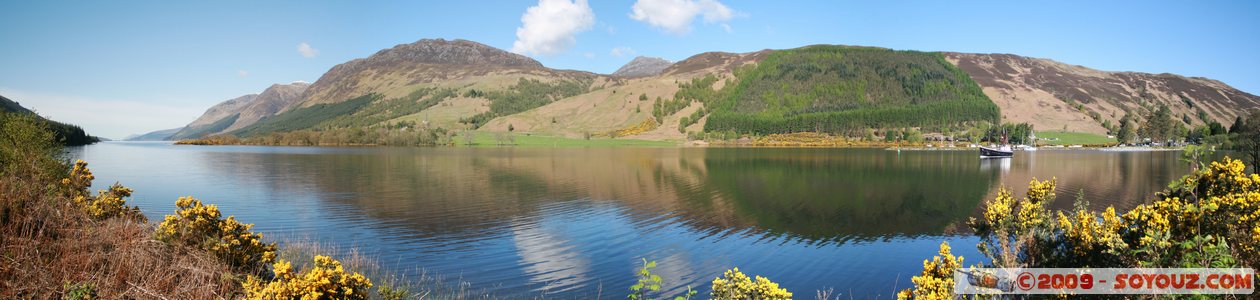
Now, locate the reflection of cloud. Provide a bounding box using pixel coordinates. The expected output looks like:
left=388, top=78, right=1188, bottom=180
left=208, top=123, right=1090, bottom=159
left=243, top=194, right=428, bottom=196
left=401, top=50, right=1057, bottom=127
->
left=510, top=214, right=591, bottom=292
left=649, top=252, right=699, bottom=296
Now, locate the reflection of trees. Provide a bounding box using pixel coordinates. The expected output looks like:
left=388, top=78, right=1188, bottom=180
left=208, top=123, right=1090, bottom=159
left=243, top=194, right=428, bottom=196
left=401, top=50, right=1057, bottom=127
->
left=681, top=149, right=998, bottom=241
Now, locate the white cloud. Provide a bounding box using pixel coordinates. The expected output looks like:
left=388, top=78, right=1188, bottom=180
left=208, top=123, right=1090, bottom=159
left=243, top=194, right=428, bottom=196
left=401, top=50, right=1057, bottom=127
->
left=237, top=70, right=250, bottom=77
left=721, top=23, right=732, bottom=33
left=629, top=0, right=736, bottom=35
left=511, top=0, right=595, bottom=56
left=583, top=52, right=596, bottom=59
left=610, top=47, right=635, bottom=57
left=297, top=42, right=319, bottom=58
left=0, top=87, right=205, bottom=140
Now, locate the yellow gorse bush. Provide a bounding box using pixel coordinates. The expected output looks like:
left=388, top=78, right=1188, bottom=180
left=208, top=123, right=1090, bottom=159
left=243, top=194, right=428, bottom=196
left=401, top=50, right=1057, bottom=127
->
left=242, top=255, right=373, bottom=300
left=1016, top=178, right=1056, bottom=230
left=1057, top=207, right=1126, bottom=256
left=60, top=160, right=140, bottom=220
left=710, top=267, right=792, bottom=300
left=1124, top=157, right=1260, bottom=262
left=63, top=160, right=94, bottom=199
left=897, top=242, right=962, bottom=300
left=155, top=196, right=276, bottom=273
left=903, top=157, right=1260, bottom=297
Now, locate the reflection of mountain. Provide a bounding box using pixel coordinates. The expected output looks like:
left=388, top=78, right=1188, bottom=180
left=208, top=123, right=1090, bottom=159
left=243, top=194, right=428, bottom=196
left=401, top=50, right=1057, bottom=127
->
left=198, top=148, right=1000, bottom=244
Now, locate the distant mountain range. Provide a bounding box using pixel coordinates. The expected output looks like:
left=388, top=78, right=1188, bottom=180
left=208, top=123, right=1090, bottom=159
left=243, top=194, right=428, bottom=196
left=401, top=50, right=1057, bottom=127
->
left=1, top=95, right=98, bottom=146
left=133, top=38, right=1260, bottom=141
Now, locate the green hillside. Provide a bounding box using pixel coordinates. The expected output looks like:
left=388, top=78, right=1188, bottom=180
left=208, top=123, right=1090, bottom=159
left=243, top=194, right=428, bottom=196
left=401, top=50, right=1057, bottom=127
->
left=704, top=45, right=999, bottom=135
left=233, top=94, right=380, bottom=137
left=170, top=113, right=240, bottom=140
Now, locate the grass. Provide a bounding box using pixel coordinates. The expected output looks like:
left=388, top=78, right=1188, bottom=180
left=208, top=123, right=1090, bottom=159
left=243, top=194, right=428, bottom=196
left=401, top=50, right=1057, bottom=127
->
left=1035, top=131, right=1116, bottom=146
left=462, top=131, right=677, bottom=147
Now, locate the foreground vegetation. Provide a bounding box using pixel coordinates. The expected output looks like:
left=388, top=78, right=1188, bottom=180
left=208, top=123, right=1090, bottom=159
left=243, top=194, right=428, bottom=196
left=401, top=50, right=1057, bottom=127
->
left=0, top=109, right=97, bottom=146
left=3, top=106, right=797, bottom=299
left=899, top=153, right=1260, bottom=298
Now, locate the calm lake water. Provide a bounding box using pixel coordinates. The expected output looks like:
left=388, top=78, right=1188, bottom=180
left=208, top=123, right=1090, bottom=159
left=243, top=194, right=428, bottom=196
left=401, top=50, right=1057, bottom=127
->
left=70, top=142, right=1193, bottom=298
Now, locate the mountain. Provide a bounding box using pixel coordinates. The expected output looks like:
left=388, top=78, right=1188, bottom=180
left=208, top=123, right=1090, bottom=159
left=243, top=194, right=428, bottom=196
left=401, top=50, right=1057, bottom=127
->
left=222, top=82, right=310, bottom=132
left=945, top=53, right=1260, bottom=134
left=170, top=82, right=309, bottom=140
left=170, top=37, right=1258, bottom=143
left=298, top=38, right=551, bottom=107
left=232, top=38, right=600, bottom=137
left=1, top=94, right=98, bottom=146
left=611, top=56, right=671, bottom=78
left=124, top=128, right=181, bottom=141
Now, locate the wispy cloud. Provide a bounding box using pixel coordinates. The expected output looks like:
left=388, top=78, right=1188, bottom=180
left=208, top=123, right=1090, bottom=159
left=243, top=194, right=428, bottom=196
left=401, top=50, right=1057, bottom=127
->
left=0, top=87, right=205, bottom=140
left=610, top=47, right=635, bottom=57
left=629, top=0, right=737, bottom=35
left=297, top=42, right=319, bottom=58
left=237, top=70, right=250, bottom=77
left=511, top=0, right=595, bottom=56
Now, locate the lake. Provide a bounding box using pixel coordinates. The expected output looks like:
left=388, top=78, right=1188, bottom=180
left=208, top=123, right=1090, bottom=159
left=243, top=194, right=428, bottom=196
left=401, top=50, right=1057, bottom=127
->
left=70, top=142, right=1193, bottom=298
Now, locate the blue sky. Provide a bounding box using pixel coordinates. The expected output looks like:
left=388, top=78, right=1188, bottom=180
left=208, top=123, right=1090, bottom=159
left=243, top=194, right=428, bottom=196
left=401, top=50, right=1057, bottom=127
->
left=2, top=0, right=1257, bottom=139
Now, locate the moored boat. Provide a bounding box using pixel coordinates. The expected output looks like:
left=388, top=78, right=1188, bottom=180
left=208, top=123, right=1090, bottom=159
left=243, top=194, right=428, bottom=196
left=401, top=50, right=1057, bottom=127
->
left=980, top=145, right=1013, bottom=158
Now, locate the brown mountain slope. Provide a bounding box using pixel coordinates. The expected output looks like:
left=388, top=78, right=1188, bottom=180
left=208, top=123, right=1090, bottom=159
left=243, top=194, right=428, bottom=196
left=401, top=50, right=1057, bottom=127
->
left=182, top=94, right=258, bottom=128
left=946, top=53, right=1260, bottom=134
left=298, top=38, right=580, bottom=107
left=171, top=82, right=309, bottom=140
left=222, top=82, right=309, bottom=132
left=481, top=50, right=768, bottom=139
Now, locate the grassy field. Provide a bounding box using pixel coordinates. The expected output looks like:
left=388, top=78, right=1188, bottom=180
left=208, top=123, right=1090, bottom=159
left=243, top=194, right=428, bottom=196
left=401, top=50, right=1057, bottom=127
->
left=1035, top=131, right=1116, bottom=146
left=463, top=131, right=678, bottom=147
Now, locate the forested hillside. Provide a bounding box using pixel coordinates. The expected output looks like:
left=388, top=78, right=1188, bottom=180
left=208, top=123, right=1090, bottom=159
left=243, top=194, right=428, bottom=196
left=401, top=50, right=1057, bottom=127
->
left=1, top=95, right=98, bottom=146
left=704, top=46, right=999, bottom=135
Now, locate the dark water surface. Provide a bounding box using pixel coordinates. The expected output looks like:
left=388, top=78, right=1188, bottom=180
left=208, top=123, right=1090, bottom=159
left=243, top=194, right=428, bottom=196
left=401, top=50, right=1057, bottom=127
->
left=71, top=142, right=1191, bottom=298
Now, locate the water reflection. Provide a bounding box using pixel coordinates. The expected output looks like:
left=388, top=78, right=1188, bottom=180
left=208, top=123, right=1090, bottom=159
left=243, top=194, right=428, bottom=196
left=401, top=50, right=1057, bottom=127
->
left=72, top=143, right=1193, bottom=297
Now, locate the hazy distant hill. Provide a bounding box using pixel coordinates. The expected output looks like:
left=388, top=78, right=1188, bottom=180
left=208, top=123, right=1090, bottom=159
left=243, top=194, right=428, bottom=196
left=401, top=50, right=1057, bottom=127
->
left=1, top=94, right=98, bottom=146
left=124, top=127, right=181, bottom=141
